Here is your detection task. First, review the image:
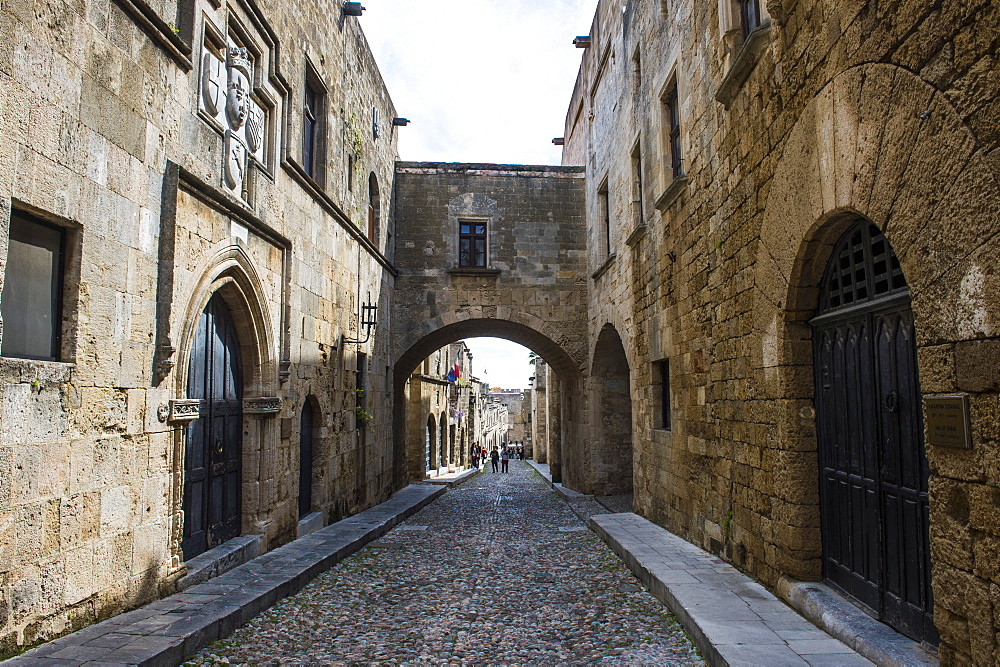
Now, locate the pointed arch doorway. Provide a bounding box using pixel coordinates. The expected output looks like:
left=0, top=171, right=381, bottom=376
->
left=182, top=292, right=244, bottom=560
left=811, top=219, right=936, bottom=644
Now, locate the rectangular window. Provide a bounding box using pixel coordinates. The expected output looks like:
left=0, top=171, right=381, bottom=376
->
left=303, top=67, right=325, bottom=182
left=659, top=359, right=672, bottom=431
left=631, top=143, right=644, bottom=226
left=665, top=84, right=683, bottom=179
left=459, top=220, right=487, bottom=268
left=1, top=211, right=65, bottom=361
left=740, top=0, right=762, bottom=38
left=599, top=181, right=611, bottom=257
left=347, top=153, right=355, bottom=191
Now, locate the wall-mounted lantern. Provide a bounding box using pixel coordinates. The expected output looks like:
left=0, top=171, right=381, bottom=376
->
left=552, top=137, right=565, bottom=145
left=392, top=117, right=410, bottom=126
left=344, top=2, right=365, bottom=17
left=343, top=293, right=378, bottom=344
left=573, top=36, right=591, bottom=48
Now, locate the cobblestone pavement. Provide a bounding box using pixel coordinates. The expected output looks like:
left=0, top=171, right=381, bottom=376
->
left=187, top=461, right=704, bottom=665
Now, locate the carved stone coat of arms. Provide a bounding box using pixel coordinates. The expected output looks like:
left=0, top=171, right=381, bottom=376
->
left=200, top=39, right=268, bottom=200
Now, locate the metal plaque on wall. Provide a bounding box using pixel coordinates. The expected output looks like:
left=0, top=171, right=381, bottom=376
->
left=924, top=394, right=973, bottom=449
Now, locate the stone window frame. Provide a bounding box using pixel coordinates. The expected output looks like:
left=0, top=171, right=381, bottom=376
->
left=629, top=138, right=645, bottom=235
left=457, top=218, right=489, bottom=268
left=0, top=202, right=82, bottom=366
left=715, top=0, right=773, bottom=107
left=302, top=57, right=328, bottom=186
left=654, top=66, right=689, bottom=212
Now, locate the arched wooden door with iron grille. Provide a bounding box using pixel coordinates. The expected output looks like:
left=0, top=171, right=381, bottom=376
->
left=810, top=220, right=937, bottom=645
left=183, top=292, right=243, bottom=560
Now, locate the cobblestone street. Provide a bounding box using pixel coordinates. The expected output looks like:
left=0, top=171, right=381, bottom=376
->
left=187, top=461, right=703, bottom=664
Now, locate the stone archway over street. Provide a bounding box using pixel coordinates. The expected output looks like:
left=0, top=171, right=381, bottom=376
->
left=391, top=163, right=589, bottom=490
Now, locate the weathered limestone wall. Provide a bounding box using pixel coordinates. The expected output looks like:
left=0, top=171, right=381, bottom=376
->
left=565, top=0, right=999, bottom=660
left=0, top=0, right=400, bottom=655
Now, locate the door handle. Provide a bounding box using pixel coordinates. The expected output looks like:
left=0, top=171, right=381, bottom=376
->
left=215, top=436, right=224, bottom=454
left=884, top=390, right=898, bottom=413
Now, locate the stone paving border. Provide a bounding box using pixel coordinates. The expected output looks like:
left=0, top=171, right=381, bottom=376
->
left=3, top=484, right=446, bottom=667
left=590, top=512, right=873, bottom=666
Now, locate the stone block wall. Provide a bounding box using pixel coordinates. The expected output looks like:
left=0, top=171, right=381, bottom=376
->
left=0, top=0, right=401, bottom=655
left=565, top=0, right=1000, bottom=659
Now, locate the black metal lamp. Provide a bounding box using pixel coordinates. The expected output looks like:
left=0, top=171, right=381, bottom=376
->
left=343, top=293, right=378, bottom=344
left=573, top=36, right=591, bottom=48
left=392, top=117, right=410, bottom=126
left=344, top=2, right=365, bottom=16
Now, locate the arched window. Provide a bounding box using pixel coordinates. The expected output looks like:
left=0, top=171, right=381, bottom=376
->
left=367, top=173, right=380, bottom=243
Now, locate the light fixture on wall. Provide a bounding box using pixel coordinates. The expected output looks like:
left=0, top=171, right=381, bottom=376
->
left=344, top=2, right=365, bottom=16
left=392, top=117, right=410, bottom=126
left=573, top=36, right=591, bottom=48
left=552, top=137, right=565, bottom=145
left=343, top=293, right=378, bottom=344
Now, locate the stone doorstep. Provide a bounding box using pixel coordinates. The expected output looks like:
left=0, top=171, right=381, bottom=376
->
left=777, top=578, right=938, bottom=667
left=4, top=483, right=445, bottom=667
left=589, top=513, right=875, bottom=667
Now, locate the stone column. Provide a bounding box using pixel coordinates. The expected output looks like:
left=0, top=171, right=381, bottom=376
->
left=547, top=367, right=562, bottom=483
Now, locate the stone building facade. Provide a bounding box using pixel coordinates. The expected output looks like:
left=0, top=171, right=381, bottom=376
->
left=403, top=341, right=475, bottom=479
left=490, top=389, right=526, bottom=445
left=0, top=0, right=401, bottom=654
left=563, top=0, right=999, bottom=660
left=3, top=0, right=998, bottom=661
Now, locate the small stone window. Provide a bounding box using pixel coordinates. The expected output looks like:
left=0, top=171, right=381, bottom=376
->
left=458, top=220, right=487, bottom=268
left=658, top=359, right=672, bottom=431
left=303, top=65, right=326, bottom=183
left=664, top=83, right=683, bottom=179
left=1, top=211, right=66, bottom=361
left=740, top=0, right=763, bottom=38
left=368, top=173, right=380, bottom=243
left=599, top=180, right=611, bottom=257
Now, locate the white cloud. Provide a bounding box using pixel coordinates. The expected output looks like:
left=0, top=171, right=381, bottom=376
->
left=360, top=0, right=598, bottom=165
left=463, top=337, right=535, bottom=390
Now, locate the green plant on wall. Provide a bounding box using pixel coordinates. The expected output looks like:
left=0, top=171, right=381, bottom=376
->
left=355, top=406, right=374, bottom=423
left=342, top=110, right=368, bottom=228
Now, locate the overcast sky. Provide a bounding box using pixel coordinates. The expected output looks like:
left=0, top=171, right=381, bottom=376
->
left=362, top=1, right=597, bottom=389
left=361, top=0, right=598, bottom=165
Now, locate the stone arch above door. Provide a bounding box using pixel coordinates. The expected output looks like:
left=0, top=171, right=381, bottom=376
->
left=750, top=62, right=1000, bottom=652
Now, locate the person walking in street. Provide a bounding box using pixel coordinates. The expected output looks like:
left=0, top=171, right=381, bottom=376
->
left=470, top=443, right=479, bottom=469
left=501, top=447, right=510, bottom=473
left=490, top=448, right=500, bottom=473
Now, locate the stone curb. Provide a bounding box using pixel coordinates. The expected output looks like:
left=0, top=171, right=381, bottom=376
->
left=3, top=484, right=445, bottom=667
left=422, top=467, right=479, bottom=486
left=524, top=459, right=594, bottom=502
left=777, top=577, right=938, bottom=666
left=589, top=513, right=873, bottom=667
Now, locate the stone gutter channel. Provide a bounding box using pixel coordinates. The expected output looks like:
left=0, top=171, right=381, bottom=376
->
left=7, top=463, right=935, bottom=666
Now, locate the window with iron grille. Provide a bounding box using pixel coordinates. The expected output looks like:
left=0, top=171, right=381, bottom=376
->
left=1, top=211, right=66, bottom=361
left=459, top=220, right=487, bottom=268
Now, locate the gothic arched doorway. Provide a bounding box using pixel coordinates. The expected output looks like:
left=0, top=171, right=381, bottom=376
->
left=183, top=292, right=244, bottom=560
left=426, top=415, right=435, bottom=473
left=811, top=219, right=936, bottom=644
left=590, top=324, right=633, bottom=496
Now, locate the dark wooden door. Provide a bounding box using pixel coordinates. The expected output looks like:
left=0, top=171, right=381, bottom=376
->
left=299, top=402, right=314, bottom=519
left=812, top=221, right=936, bottom=644
left=183, top=293, right=243, bottom=560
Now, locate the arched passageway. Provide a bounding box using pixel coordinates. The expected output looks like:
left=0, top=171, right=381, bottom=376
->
left=590, top=324, right=633, bottom=496
left=392, top=319, right=586, bottom=490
